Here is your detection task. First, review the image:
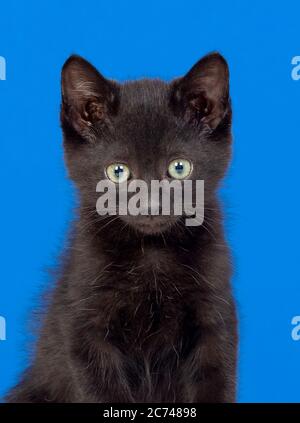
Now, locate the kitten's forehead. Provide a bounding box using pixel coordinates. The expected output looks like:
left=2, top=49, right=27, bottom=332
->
left=111, top=79, right=176, bottom=151
left=113, top=78, right=192, bottom=154
left=119, top=79, right=170, bottom=112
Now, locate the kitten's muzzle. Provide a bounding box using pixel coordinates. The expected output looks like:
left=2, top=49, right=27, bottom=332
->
left=122, top=214, right=178, bottom=234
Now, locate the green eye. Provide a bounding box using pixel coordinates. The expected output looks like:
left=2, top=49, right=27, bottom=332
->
left=168, top=159, right=192, bottom=179
left=106, top=163, right=130, bottom=183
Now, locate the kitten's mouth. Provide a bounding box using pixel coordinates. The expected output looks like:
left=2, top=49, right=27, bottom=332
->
left=123, top=216, right=176, bottom=235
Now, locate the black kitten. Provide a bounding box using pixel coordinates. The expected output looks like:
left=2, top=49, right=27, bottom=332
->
left=6, top=52, right=238, bottom=403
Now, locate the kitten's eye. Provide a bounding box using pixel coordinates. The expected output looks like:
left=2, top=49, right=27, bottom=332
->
left=168, top=159, right=192, bottom=179
left=106, top=163, right=130, bottom=183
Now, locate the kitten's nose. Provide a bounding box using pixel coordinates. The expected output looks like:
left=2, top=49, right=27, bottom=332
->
left=139, top=200, right=161, bottom=216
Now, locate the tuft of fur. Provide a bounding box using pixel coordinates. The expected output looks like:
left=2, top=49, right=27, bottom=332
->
left=6, top=52, right=238, bottom=403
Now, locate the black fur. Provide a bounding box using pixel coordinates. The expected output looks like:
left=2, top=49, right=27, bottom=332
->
left=6, top=52, right=238, bottom=403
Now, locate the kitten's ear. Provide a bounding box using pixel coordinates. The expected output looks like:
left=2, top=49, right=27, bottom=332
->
left=61, top=55, right=119, bottom=138
left=170, top=52, right=230, bottom=130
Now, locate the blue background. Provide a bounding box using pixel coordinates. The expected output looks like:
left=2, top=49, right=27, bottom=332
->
left=0, top=0, right=300, bottom=402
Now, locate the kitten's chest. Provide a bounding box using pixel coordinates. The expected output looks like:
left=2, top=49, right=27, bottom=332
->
left=119, top=286, right=185, bottom=351
left=102, top=254, right=197, bottom=353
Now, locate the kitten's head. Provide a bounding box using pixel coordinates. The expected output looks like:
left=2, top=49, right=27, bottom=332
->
left=61, top=53, right=232, bottom=235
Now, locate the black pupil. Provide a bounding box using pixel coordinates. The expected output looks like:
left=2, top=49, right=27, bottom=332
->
left=114, top=166, right=124, bottom=178
left=175, top=162, right=184, bottom=173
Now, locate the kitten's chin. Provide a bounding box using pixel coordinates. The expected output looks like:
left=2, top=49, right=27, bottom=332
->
left=134, top=221, right=172, bottom=235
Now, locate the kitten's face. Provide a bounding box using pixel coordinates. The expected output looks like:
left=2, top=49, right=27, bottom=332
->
left=61, top=53, right=232, bottom=235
